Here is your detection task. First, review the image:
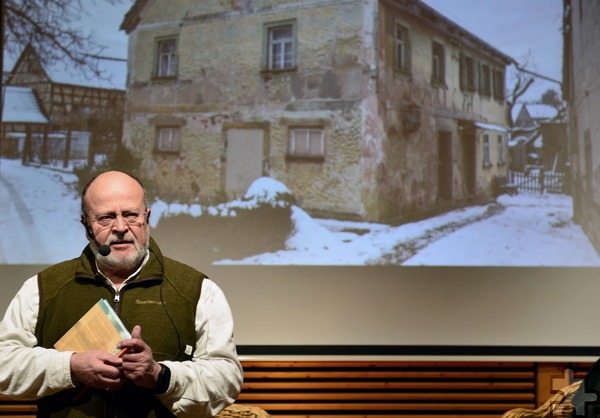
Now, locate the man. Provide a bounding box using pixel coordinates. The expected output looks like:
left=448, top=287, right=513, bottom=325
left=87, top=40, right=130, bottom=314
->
left=0, top=171, right=243, bottom=417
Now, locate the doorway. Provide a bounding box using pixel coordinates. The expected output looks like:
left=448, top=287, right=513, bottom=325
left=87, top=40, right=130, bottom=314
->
left=224, top=128, right=265, bottom=196
left=437, top=131, right=453, bottom=200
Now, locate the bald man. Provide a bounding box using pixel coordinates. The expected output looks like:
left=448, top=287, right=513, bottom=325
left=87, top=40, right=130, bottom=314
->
left=0, top=171, right=243, bottom=417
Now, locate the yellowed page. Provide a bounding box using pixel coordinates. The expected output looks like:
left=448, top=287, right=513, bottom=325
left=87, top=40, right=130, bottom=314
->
left=54, top=299, right=131, bottom=355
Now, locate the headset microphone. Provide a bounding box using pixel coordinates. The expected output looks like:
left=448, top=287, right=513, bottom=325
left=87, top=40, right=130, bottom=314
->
left=97, top=242, right=112, bottom=257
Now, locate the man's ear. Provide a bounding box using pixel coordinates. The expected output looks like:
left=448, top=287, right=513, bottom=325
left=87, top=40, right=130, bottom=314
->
left=80, top=216, right=93, bottom=241
left=146, top=209, right=151, bottom=224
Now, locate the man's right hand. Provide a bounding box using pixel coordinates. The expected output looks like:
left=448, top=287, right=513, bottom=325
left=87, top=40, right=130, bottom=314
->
left=70, top=350, right=125, bottom=390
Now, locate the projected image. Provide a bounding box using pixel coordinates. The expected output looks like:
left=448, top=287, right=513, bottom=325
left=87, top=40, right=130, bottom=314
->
left=2, top=0, right=599, bottom=267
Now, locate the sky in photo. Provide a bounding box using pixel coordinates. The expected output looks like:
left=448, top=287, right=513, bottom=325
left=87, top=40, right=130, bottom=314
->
left=3, top=0, right=564, bottom=103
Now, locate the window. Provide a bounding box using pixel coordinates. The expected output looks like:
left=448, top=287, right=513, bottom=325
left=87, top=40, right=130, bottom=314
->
left=156, top=127, right=181, bottom=152
left=266, top=22, right=295, bottom=71
left=483, top=134, right=491, bottom=166
left=460, top=54, right=477, bottom=91
left=493, top=68, right=505, bottom=101
left=479, top=63, right=491, bottom=96
left=288, top=128, right=324, bottom=158
left=431, top=41, right=445, bottom=85
left=394, top=22, right=411, bottom=73
left=497, top=134, right=505, bottom=163
left=156, top=38, right=177, bottom=77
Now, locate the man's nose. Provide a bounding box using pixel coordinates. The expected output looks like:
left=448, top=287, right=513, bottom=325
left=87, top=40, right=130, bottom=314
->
left=112, top=214, right=129, bottom=231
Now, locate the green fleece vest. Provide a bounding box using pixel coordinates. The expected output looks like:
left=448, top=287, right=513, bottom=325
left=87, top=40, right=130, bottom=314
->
left=34, top=238, right=205, bottom=418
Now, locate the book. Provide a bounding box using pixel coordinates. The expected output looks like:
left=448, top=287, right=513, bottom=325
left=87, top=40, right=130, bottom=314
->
left=54, top=298, right=131, bottom=355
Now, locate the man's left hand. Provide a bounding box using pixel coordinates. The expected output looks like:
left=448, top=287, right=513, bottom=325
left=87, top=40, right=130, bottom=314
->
left=117, top=325, right=161, bottom=389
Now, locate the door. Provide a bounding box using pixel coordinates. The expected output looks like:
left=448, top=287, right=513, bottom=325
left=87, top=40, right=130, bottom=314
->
left=437, top=131, right=453, bottom=200
left=224, top=128, right=265, bottom=196
left=462, top=129, right=477, bottom=195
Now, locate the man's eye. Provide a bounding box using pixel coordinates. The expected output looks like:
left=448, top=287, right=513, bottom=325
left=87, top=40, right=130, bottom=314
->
left=98, top=215, right=115, bottom=222
left=124, top=212, right=139, bottom=220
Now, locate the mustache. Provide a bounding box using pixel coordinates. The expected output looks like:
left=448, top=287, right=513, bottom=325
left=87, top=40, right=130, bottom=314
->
left=105, top=235, right=135, bottom=245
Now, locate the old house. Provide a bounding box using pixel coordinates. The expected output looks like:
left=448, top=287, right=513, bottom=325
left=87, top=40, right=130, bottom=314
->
left=3, top=45, right=125, bottom=166
left=120, top=0, right=514, bottom=223
left=563, top=0, right=600, bottom=251
left=510, top=103, right=567, bottom=172
left=1, top=85, right=49, bottom=158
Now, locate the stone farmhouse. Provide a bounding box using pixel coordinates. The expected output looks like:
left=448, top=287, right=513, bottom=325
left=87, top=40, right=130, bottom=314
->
left=563, top=0, right=600, bottom=251
left=120, top=0, right=515, bottom=223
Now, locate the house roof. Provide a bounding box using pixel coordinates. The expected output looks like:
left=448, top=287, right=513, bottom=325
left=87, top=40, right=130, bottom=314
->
left=384, top=0, right=515, bottom=65
left=120, top=0, right=151, bottom=33
left=512, top=103, right=559, bottom=127
left=7, top=44, right=127, bottom=91
left=1, top=86, right=49, bottom=124
left=525, top=103, right=558, bottom=120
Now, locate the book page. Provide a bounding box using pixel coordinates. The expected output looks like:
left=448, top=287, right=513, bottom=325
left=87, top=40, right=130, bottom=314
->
left=54, top=299, right=131, bottom=355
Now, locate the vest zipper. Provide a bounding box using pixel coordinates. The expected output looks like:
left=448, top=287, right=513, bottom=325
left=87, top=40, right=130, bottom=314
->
left=113, top=291, right=121, bottom=315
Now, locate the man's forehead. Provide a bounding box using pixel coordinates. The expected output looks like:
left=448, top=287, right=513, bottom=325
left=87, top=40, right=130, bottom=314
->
left=85, top=177, right=145, bottom=209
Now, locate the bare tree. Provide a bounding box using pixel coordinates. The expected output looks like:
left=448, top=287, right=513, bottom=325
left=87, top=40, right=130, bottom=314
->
left=2, top=0, right=123, bottom=82
left=505, top=54, right=536, bottom=128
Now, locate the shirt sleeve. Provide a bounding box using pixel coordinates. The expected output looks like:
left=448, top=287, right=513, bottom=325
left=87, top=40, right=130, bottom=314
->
left=0, top=275, right=76, bottom=399
left=157, top=278, right=243, bottom=417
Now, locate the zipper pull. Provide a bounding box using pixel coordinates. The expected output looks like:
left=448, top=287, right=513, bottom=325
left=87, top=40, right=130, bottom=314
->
left=114, top=293, right=121, bottom=304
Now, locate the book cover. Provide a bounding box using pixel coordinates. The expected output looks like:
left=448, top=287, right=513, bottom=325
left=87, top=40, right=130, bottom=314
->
left=54, top=298, right=131, bottom=355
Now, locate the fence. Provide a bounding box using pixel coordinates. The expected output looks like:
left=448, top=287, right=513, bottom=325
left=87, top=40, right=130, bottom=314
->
left=508, top=169, right=569, bottom=194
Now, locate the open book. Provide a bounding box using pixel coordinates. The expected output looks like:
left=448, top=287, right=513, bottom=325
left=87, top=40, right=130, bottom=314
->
left=54, top=298, right=131, bottom=355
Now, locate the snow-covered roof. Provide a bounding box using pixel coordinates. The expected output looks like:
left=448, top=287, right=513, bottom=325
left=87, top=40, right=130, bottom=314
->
left=523, top=103, right=558, bottom=120
left=2, top=86, right=48, bottom=124
left=474, top=122, right=508, bottom=132
left=508, top=136, right=528, bottom=147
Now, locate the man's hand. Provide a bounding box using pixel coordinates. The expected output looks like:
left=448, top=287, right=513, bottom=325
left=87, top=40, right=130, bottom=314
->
left=70, top=350, right=124, bottom=390
left=117, top=325, right=161, bottom=389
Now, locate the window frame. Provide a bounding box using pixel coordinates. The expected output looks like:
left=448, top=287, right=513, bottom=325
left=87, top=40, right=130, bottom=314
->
left=460, top=53, right=477, bottom=92
left=497, top=134, right=505, bottom=164
left=479, top=62, right=492, bottom=96
left=264, top=20, right=297, bottom=72
left=482, top=133, right=491, bottom=167
left=287, top=127, right=325, bottom=161
left=155, top=37, right=178, bottom=79
left=431, top=40, right=445, bottom=86
left=493, top=68, right=505, bottom=101
left=155, top=126, right=182, bottom=153
left=394, top=21, right=411, bottom=74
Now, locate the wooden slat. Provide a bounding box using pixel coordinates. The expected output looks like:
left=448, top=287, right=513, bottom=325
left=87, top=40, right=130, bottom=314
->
left=243, top=381, right=535, bottom=390
left=245, top=402, right=536, bottom=411
left=242, top=361, right=537, bottom=367
left=243, top=370, right=535, bottom=379
left=238, top=392, right=535, bottom=401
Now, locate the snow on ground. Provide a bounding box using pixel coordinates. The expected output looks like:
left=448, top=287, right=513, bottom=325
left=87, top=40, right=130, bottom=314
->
left=215, top=178, right=600, bottom=267
left=1, top=159, right=599, bottom=267
left=0, top=159, right=87, bottom=264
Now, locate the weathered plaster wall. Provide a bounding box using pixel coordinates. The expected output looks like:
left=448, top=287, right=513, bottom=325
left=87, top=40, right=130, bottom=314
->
left=124, top=0, right=373, bottom=218
left=567, top=0, right=600, bottom=250
left=374, top=3, right=509, bottom=221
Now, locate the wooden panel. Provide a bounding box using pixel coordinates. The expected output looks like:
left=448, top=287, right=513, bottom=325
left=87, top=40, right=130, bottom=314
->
left=0, top=361, right=590, bottom=417
left=239, top=361, right=538, bottom=417
left=0, top=395, right=36, bottom=417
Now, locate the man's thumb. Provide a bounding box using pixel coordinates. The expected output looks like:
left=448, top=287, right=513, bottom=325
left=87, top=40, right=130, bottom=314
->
left=131, top=324, right=142, bottom=339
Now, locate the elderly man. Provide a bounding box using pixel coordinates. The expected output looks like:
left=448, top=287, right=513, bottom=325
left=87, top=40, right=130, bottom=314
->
left=0, top=171, right=243, bottom=417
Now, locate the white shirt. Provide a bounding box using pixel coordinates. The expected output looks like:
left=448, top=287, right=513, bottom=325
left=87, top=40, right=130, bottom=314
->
left=0, top=274, right=243, bottom=417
